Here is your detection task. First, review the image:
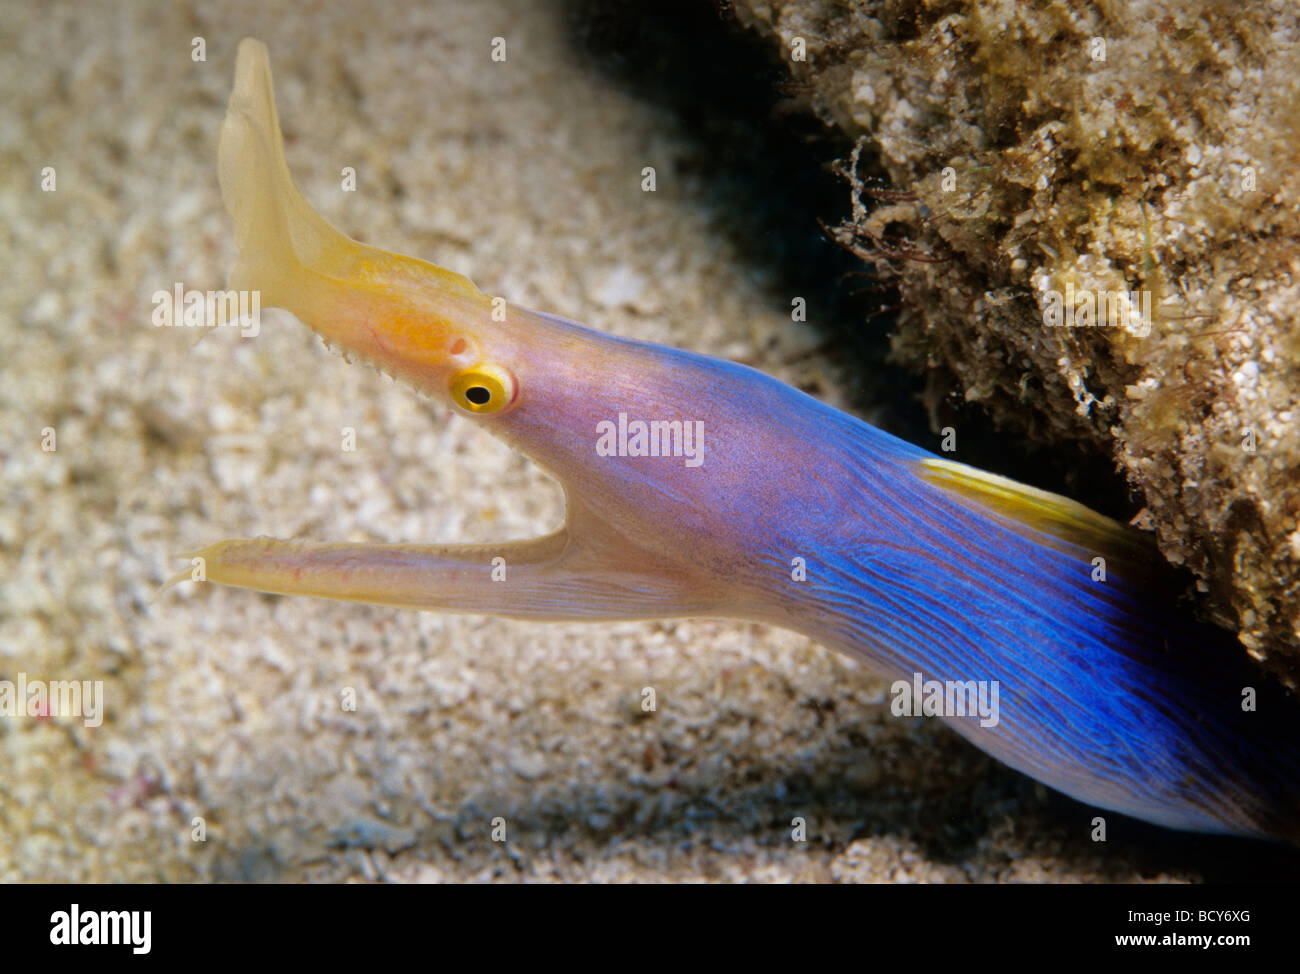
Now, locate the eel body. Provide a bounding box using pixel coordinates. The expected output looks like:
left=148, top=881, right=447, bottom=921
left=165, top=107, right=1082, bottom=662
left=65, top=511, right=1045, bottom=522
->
left=184, top=39, right=1300, bottom=844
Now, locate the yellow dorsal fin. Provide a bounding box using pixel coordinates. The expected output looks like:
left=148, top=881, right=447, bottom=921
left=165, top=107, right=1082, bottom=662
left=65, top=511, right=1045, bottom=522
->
left=217, top=38, right=480, bottom=309
left=916, top=457, right=1161, bottom=576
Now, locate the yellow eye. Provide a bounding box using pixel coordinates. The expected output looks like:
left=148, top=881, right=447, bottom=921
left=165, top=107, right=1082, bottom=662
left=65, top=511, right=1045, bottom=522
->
left=450, top=365, right=516, bottom=414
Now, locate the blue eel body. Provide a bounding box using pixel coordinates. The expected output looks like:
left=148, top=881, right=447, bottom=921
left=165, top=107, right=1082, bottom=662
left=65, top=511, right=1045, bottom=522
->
left=573, top=334, right=1300, bottom=842
left=711, top=357, right=1300, bottom=842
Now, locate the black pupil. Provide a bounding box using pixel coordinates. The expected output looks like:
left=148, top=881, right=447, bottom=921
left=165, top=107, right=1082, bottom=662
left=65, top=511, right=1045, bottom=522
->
left=465, top=386, right=491, bottom=405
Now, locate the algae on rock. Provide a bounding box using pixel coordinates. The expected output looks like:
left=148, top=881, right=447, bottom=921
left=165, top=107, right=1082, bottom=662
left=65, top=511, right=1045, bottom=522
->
left=734, top=0, right=1300, bottom=685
